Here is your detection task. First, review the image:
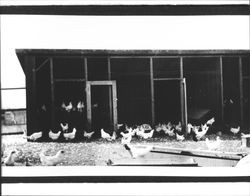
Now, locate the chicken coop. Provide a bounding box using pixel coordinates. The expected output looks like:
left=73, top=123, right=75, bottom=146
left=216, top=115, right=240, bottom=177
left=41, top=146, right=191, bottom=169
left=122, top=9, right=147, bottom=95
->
left=16, top=49, right=250, bottom=140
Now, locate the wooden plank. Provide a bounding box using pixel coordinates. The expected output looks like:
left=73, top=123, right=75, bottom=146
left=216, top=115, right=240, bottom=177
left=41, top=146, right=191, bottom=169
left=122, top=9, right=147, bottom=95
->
left=183, top=78, right=188, bottom=134
left=219, top=56, right=224, bottom=124
left=111, top=158, right=198, bottom=167
left=86, top=82, right=91, bottom=131
left=84, top=57, right=88, bottom=81
left=112, top=81, right=118, bottom=132
left=154, top=78, right=184, bottom=81
left=151, top=146, right=246, bottom=161
left=88, top=80, right=115, bottom=85
left=239, top=57, right=244, bottom=129
left=180, top=57, right=185, bottom=132
left=50, top=58, right=55, bottom=130
left=34, top=57, right=49, bottom=72
left=54, top=79, right=85, bottom=82
left=150, top=57, right=155, bottom=125
left=24, top=55, right=36, bottom=135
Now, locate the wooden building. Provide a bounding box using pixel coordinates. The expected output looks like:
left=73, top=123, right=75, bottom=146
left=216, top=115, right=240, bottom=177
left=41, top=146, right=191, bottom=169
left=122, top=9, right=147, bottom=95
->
left=16, top=49, right=250, bottom=138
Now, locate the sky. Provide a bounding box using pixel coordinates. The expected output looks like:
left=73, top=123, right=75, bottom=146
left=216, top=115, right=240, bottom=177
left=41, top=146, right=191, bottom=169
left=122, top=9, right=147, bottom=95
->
left=1, top=15, right=249, bottom=109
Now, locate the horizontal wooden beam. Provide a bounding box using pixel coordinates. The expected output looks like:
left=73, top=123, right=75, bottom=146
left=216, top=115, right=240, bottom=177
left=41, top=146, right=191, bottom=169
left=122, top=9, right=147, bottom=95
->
left=1, top=5, right=249, bottom=15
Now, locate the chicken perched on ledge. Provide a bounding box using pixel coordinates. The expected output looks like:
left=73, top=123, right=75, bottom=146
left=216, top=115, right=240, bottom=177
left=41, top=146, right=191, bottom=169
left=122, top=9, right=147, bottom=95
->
left=40, top=150, right=65, bottom=166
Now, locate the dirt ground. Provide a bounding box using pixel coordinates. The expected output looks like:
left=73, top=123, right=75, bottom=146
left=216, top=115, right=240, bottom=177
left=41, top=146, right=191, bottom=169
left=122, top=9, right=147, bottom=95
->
left=1, top=133, right=245, bottom=166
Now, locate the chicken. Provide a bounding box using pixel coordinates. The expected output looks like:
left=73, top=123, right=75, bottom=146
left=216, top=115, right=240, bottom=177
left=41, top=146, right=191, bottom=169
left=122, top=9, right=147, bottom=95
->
left=206, top=117, right=215, bottom=126
left=83, top=130, right=95, bottom=139
left=121, top=134, right=132, bottom=145
left=101, top=129, right=116, bottom=141
left=120, top=130, right=133, bottom=139
left=140, top=129, right=155, bottom=139
left=3, top=150, right=17, bottom=166
left=63, top=128, right=77, bottom=140
left=23, top=131, right=43, bottom=141
left=230, top=126, right=240, bottom=135
left=235, top=154, right=250, bottom=168
left=175, top=132, right=185, bottom=141
left=205, top=136, right=221, bottom=151
left=49, top=130, right=61, bottom=140
left=187, top=123, right=193, bottom=134
left=155, top=123, right=163, bottom=133
left=194, top=124, right=209, bottom=140
left=60, top=123, right=69, bottom=132
left=123, top=144, right=153, bottom=159
left=77, top=101, right=84, bottom=112
left=40, top=150, right=65, bottom=166
left=175, top=122, right=182, bottom=133
left=65, top=102, right=73, bottom=112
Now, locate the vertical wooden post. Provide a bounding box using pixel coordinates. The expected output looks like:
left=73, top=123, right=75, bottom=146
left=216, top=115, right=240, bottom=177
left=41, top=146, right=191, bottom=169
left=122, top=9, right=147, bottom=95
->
left=239, top=57, right=244, bottom=128
left=183, top=78, right=188, bottom=133
left=25, top=55, right=36, bottom=135
left=107, top=57, right=113, bottom=128
left=180, top=57, right=186, bottom=131
left=150, top=57, right=155, bottom=126
left=50, top=58, right=55, bottom=130
left=84, top=57, right=88, bottom=130
left=112, top=81, right=118, bottom=132
left=219, top=56, right=224, bottom=125
left=86, top=82, right=92, bottom=131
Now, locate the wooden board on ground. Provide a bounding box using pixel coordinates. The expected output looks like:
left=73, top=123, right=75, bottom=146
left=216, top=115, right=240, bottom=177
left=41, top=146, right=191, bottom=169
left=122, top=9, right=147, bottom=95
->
left=110, top=158, right=198, bottom=167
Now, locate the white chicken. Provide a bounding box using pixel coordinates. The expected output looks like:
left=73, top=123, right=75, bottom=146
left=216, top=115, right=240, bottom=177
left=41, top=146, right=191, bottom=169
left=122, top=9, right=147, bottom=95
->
left=40, top=150, right=65, bottom=166
left=187, top=123, right=193, bottom=134
left=175, top=122, right=182, bottom=133
left=194, top=124, right=209, bottom=140
left=230, top=126, right=240, bottom=135
left=175, top=132, right=185, bottom=141
left=60, top=123, right=69, bottom=132
left=23, top=130, right=43, bottom=141
left=101, top=129, right=116, bottom=141
left=49, top=130, right=61, bottom=140
left=63, top=128, right=77, bottom=140
left=155, top=123, right=163, bottom=133
left=65, top=102, right=73, bottom=112
left=123, top=144, right=153, bottom=159
left=121, top=134, right=132, bottom=145
left=206, top=117, right=215, bottom=126
left=205, top=136, right=221, bottom=151
left=235, top=154, right=250, bottom=168
left=3, top=150, right=17, bottom=166
left=77, top=101, right=84, bottom=112
left=83, top=130, right=95, bottom=139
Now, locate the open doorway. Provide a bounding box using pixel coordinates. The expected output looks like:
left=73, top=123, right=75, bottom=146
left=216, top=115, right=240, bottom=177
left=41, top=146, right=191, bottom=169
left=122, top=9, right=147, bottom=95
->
left=86, top=81, right=117, bottom=135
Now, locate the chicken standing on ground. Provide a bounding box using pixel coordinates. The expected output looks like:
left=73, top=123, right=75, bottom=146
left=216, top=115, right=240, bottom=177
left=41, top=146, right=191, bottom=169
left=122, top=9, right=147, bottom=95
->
left=83, top=130, right=95, bottom=139
left=40, top=150, right=65, bottom=166
left=23, top=129, right=43, bottom=141
left=175, top=132, right=185, bottom=141
left=49, top=130, right=61, bottom=140
left=101, top=129, right=116, bottom=141
left=205, top=136, right=221, bottom=151
left=230, top=126, right=240, bottom=135
left=63, top=128, right=77, bottom=140
left=3, top=150, right=17, bottom=166
left=123, top=144, right=153, bottom=159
